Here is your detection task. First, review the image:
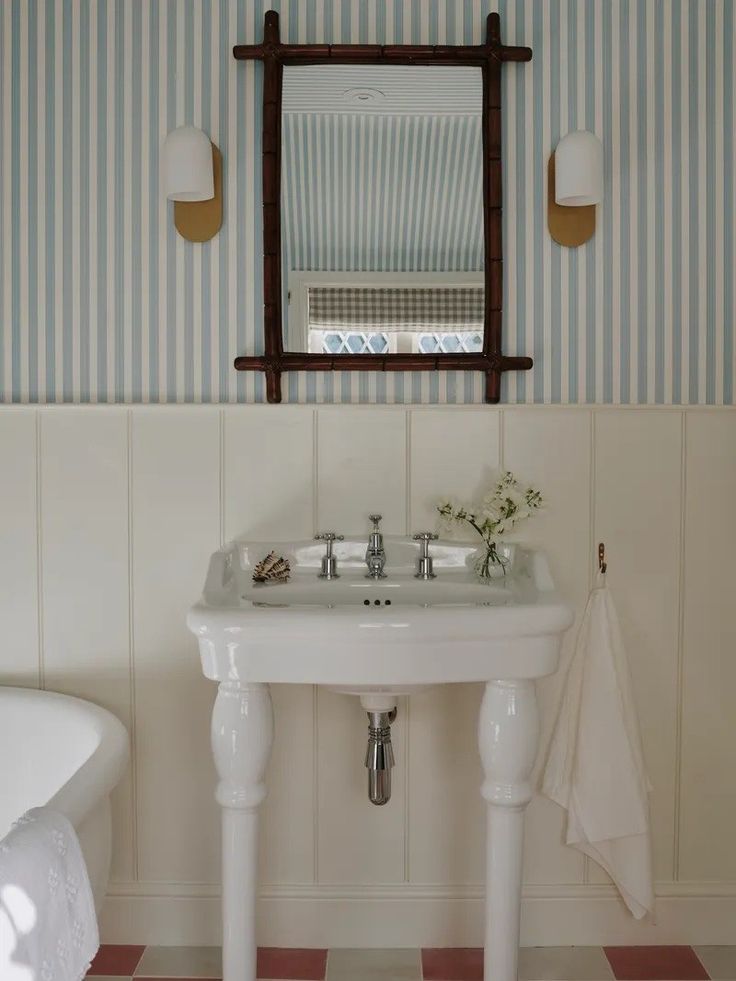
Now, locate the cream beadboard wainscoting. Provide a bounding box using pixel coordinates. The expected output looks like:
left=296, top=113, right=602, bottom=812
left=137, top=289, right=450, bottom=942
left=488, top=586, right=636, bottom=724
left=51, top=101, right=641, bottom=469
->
left=0, top=402, right=734, bottom=947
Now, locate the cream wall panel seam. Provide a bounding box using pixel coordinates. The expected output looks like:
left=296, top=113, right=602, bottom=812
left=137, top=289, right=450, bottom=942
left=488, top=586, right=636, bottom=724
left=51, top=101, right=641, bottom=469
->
left=497, top=408, right=504, bottom=472
left=673, top=409, right=687, bottom=880
left=35, top=410, right=43, bottom=687
left=584, top=409, right=599, bottom=887
left=312, top=408, right=318, bottom=535
left=312, top=683, right=319, bottom=884
left=126, top=409, right=139, bottom=880
left=403, top=693, right=411, bottom=884
left=219, top=408, right=226, bottom=547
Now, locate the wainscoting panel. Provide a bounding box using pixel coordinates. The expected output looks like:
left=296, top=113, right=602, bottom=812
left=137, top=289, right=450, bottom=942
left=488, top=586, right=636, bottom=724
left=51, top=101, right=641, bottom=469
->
left=316, top=409, right=408, bottom=535
left=679, top=411, right=736, bottom=881
left=408, top=408, right=500, bottom=531
left=0, top=410, right=39, bottom=686
left=130, top=408, right=221, bottom=884
left=593, top=410, right=683, bottom=883
left=224, top=406, right=315, bottom=542
left=502, top=407, right=592, bottom=886
left=38, top=409, right=134, bottom=881
left=2, top=404, right=736, bottom=947
left=407, top=682, right=486, bottom=886
left=406, top=408, right=499, bottom=885
left=259, top=683, right=317, bottom=886
left=223, top=406, right=317, bottom=884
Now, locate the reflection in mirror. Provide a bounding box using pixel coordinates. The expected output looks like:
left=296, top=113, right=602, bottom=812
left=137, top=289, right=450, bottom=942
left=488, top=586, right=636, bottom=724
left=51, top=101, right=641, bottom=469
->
left=280, top=65, right=484, bottom=355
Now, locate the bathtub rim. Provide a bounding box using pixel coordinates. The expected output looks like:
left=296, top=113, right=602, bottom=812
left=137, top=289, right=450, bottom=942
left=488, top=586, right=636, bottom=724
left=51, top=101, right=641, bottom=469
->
left=0, top=685, right=129, bottom=830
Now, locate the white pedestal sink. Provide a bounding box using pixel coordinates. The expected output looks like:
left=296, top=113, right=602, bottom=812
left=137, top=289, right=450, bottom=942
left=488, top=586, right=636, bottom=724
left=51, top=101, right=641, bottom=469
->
left=188, top=537, right=573, bottom=981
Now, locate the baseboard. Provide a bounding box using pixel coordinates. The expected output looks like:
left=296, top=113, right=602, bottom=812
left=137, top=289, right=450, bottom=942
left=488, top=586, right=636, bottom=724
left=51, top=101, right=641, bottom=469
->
left=101, top=881, right=736, bottom=947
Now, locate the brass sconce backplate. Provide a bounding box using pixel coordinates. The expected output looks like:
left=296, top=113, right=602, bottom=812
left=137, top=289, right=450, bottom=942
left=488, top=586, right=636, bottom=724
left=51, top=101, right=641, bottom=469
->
left=547, top=153, right=596, bottom=247
left=174, top=143, right=223, bottom=243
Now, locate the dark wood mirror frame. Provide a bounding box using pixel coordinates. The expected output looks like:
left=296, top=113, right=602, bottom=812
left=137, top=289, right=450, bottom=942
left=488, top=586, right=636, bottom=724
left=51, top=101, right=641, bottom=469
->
left=233, top=11, right=533, bottom=404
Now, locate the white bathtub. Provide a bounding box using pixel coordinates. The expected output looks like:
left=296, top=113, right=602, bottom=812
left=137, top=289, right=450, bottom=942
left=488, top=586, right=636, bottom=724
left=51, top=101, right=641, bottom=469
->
left=0, top=686, right=129, bottom=912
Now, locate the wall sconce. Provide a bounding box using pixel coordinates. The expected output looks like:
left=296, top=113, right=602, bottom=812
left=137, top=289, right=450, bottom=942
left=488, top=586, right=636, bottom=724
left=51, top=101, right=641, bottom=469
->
left=163, top=125, right=223, bottom=242
left=548, top=130, right=603, bottom=247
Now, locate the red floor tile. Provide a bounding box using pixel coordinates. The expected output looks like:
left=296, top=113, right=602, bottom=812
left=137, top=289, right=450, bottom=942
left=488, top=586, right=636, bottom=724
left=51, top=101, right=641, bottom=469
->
left=256, top=947, right=328, bottom=980
left=604, top=946, right=709, bottom=981
left=421, top=948, right=484, bottom=981
left=87, top=944, right=146, bottom=976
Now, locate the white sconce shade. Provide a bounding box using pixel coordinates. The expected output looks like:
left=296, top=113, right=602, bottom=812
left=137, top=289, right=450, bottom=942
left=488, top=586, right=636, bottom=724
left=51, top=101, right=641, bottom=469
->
left=554, top=130, right=603, bottom=207
left=163, top=126, right=214, bottom=201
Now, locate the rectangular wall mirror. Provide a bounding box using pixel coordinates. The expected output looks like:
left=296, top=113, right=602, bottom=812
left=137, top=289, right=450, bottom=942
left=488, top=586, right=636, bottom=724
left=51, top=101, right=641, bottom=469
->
left=233, top=12, right=534, bottom=403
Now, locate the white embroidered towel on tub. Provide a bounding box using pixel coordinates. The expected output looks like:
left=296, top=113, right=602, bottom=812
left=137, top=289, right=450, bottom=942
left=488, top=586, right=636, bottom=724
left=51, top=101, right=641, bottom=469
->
left=542, top=572, right=654, bottom=919
left=0, top=807, right=99, bottom=981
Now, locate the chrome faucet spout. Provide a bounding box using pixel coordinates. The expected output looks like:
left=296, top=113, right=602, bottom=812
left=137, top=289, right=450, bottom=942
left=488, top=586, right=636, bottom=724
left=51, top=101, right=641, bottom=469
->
left=365, top=513, right=387, bottom=579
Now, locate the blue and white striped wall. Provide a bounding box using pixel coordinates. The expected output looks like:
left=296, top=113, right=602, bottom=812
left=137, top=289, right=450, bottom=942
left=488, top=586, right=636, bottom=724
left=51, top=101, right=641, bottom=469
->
left=0, top=1, right=733, bottom=404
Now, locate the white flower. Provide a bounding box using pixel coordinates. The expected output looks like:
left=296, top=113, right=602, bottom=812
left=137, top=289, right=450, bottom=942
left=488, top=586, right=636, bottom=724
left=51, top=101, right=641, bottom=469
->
left=435, top=471, right=543, bottom=551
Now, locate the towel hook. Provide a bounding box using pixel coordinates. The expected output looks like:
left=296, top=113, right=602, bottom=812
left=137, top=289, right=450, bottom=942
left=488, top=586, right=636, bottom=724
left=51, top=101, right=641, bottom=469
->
left=598, top=542, right=607, bottom=574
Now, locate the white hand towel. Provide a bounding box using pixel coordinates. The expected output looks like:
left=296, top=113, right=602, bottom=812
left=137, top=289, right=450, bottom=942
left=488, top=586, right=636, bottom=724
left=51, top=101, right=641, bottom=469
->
left=542, top=572, right=654, bottom=919
left=0, top=807, right=99, bottom=981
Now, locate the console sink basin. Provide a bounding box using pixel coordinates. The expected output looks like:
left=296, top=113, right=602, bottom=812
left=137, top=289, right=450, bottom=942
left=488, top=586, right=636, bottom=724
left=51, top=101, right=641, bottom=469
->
left=187, top=537, right=572, bottom=689
left=187, top=533, right=573, bottom=981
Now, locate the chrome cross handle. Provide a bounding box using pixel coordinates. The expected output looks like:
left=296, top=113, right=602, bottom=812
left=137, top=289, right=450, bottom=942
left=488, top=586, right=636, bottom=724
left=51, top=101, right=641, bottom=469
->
left=315, top=532, right=344, bottom=580
left=413, top=532, right=438, bottom=580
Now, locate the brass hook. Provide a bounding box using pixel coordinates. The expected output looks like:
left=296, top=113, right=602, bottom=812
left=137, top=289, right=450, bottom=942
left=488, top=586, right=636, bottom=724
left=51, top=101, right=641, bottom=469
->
left=598, top=542, right=607, bottom=574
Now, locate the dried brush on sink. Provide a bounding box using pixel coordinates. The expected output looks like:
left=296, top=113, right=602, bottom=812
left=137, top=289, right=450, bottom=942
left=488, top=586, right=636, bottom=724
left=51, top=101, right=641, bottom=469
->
left=252, top=551, right=291, bottom=584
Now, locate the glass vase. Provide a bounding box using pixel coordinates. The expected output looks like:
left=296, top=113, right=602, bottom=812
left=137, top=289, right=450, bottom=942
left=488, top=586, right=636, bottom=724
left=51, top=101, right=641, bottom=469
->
left=475, top=541, right=506, bottom=581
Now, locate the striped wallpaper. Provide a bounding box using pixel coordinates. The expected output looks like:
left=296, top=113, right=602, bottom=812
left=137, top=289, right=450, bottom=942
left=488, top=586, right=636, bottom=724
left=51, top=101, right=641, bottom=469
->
left=0, top=1, right=733, bottom=404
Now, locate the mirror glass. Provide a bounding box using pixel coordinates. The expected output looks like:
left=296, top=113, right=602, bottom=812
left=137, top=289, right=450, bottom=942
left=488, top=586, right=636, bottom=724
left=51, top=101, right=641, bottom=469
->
left=280, top=64, right=484, bottom=355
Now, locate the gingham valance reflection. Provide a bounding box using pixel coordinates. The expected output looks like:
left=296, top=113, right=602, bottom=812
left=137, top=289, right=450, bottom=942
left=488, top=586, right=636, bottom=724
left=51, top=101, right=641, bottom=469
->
left=308, top=287, right=484, bottom=333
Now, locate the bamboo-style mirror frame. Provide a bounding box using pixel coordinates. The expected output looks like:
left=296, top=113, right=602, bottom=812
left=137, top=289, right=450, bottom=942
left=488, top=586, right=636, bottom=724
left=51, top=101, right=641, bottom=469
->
left=233, top=11, right=533, bottom=403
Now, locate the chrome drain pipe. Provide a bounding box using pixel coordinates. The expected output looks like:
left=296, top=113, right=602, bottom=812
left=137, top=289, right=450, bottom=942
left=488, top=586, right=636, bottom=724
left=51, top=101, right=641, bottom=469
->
left=365, top=708, right=396, bottom=806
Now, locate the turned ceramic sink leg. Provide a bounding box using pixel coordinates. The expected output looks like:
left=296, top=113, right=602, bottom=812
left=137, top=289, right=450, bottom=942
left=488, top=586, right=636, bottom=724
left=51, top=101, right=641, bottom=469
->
left=479, top=680, right=539, bottom=981
left=212, top=681, right=274, bottom=981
